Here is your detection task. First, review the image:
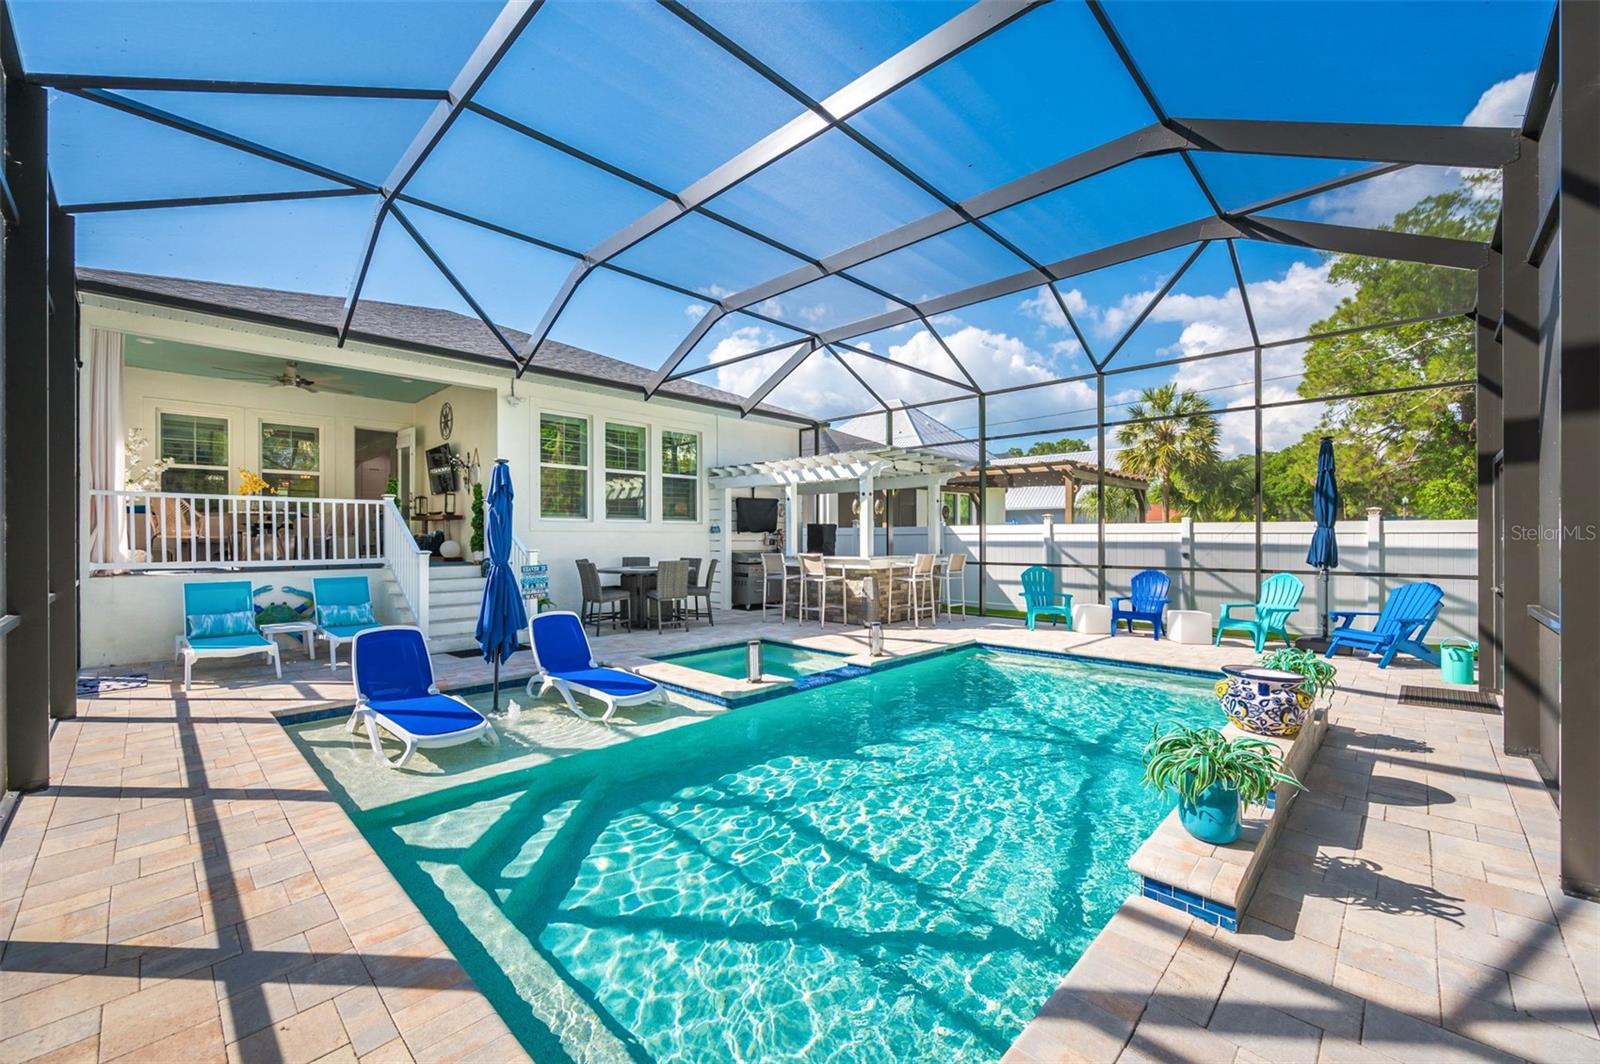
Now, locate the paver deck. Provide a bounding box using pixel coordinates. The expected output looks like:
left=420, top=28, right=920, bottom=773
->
left=2, top=609, right=1594, bottom=1063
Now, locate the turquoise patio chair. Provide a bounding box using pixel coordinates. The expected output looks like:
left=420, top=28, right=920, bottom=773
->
left=1215, top=572, right=1305, bottom=652
left=1325, top=581, right=1444, bottom=668
left=1020, top=566, right=1072, bottom=630
left=1111, top=569, right=1171, bottom=640
left=313, top=575, right=382, bottom=668
left=175, top=580, right=280, bottom=691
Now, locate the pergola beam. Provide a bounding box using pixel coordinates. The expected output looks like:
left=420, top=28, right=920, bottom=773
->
left=337, top=0, right=544, bottom=344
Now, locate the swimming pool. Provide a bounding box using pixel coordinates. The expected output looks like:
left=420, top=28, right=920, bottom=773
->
left=654, top=639, right=850, bottom=681
left=310, top=647, right=1219, bottom=1061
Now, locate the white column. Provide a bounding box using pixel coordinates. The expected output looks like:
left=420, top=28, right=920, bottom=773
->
left=926, top=477, right=943, bottom=554
left=784, top=484, right=800, bottom=554
left=858, top=471, right=876, bottom=558
left=720, top=486, right=735, bottom=607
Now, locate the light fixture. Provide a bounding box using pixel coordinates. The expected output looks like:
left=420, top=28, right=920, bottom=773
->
left=133, top=337, right=155, bottom=345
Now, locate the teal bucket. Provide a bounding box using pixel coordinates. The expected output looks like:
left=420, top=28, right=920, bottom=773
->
left=1441, top=639, right=1478, bottom=685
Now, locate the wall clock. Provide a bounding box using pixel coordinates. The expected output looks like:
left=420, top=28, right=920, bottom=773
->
left=439, top=401, right=454, bottom=441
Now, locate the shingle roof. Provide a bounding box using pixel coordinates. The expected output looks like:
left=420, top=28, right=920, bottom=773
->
left=75, top=268, right=811, bottom=424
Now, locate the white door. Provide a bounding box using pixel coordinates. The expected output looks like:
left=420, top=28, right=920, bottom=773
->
left=396, top=427, right=416, bottom=514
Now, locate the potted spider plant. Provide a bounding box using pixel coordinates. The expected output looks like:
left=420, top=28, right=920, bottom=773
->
left=1259, top=646, right=1338, bottom=704
left=1142, top=725, right=1302, bottom=845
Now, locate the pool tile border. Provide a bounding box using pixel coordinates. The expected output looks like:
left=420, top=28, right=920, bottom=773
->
left=1140, top=876, right=1239, bottom=932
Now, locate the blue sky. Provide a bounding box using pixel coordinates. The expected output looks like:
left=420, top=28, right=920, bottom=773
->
left=17, top=0, right=1553, bottom=451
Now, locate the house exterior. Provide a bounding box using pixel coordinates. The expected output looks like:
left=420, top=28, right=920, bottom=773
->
left=77, top=270, right=807, bottom=665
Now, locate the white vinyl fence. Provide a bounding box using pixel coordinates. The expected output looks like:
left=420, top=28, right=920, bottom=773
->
left=849, top=513, right=1479, bottom=643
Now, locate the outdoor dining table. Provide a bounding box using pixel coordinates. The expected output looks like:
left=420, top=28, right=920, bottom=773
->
left=594, top=564, right=658, bottom=627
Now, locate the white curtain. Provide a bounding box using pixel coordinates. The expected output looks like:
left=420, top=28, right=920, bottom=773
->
left=86, top=329, right=128, bottom=562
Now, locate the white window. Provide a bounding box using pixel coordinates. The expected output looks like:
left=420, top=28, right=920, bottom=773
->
left=158, top=412, right=230, bottom=493
left=540, top=413, right=589, bottom=519
left=661, top=430, right=699, bottom=522
left=260, top=422, right=322, bottom=497
left=604, top=422, right=648, bottom=521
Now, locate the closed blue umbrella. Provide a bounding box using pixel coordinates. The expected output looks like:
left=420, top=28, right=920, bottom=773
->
left=476, top=459, right=527, bottom=712
left=1306, top=436, right=1340, bottom=638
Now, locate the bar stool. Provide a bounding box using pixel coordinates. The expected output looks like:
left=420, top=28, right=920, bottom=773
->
left=797, top=553, right=843, bottom=627
left=938, top=553, right=969, bottom=619
left=892, top=553, right=939, bottom=628
left=760, top=552, right=794, bottom=622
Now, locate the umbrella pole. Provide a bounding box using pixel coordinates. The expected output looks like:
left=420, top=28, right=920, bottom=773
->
left=492, top=657, right=500, bottom=714
left=1320, top=566, right=1330, bottom=639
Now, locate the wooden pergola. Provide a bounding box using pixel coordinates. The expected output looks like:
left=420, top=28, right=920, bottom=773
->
left=943, top=453, right=1151, bottom=523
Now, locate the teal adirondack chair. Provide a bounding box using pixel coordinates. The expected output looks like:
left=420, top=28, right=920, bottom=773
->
left=1215, top=573, right=1304, bottom=652
left=1021, top=566, right=1072, bottom=630
left=1325, top=581, right=1444, bottom=668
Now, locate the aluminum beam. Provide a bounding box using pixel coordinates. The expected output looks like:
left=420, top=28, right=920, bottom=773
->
left=1169, top=117, right=1520, bottom=170
left=47, top=196, right=77, bottom=723
left=60, top=187, right=370, bottom=214
left=1232, top=215, right=1489, bottom=270
left=740, top=339, right=819, bottom=415
left=1556, top=0, right=1600, bottom=900
left=516, top=0, right=1044, bottom=363
left=29, top=73, right=447, bottom=99
left=338, top=0, right=543, bottom=344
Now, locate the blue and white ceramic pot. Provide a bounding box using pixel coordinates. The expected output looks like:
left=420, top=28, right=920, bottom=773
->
left=1216, top=665, right=1311, bottom=738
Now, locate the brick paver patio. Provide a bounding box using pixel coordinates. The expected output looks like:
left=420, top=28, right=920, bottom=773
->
left=1, top=611, right=1594, bottom=1063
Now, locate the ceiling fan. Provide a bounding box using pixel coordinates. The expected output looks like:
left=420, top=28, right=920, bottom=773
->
left=211, top=360, right=353, bottom=394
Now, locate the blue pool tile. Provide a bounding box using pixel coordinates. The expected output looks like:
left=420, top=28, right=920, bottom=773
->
left=1140, top=876, right=1238, bottom=932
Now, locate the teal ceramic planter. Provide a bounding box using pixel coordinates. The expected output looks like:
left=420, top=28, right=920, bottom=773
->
left=1178, top=779, right=1241, bottom=844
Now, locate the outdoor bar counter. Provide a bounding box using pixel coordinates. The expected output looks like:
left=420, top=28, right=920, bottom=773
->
left=782, top=555, right=933, bottom=625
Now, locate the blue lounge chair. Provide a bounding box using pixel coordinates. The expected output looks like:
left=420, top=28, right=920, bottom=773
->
left=1325, top=582, right=1444, bottom=668
left=349, top=626, right=497, bottom=768
left=1215, top=572, right=1305, bottom=652
left=313, top=575, right=381, bottom=668
left=527, top=611, right=664, bottom=722
left=1111, top=569, right=1171, bottom=640
left=1020, top=566, right=1072, bottom=630
left=175, top=580, right=281, bottom=691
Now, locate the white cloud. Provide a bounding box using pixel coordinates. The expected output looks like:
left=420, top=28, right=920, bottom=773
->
left=1465, top=71, right=1535, bottom=127
left=684, top=302, right=708, bottom=319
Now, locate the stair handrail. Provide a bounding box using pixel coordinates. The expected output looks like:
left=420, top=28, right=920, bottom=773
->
left=382, top=495, right=429, bottom=629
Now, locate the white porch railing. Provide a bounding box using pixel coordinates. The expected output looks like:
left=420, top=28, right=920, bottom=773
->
left=382, top=494, right=429, bottom=629
left=87, top=490, right=389, bottom=572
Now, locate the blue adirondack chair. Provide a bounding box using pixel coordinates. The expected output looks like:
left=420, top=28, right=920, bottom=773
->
left=1215, top=572, right=1305, bottom=652
left=1325, top=581, right=1444, bottom=668
left=1020, top=566, right=1072, bottom=630
left=1111, top=569, right=1170, bottom=640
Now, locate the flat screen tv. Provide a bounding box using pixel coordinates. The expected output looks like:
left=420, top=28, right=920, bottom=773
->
left=734, top=496, right=779, bottom=533
left=426, top=444, right=458, bottom=495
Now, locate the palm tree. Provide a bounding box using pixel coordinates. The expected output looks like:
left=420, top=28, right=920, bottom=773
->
left=1114, top=384, right=1220, bottom=521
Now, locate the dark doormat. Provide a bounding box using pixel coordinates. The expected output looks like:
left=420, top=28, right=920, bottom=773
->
left=1398, top=685, right=1501, bottom=713
left=443, top=648, right=529, bottom=660
left=77, top=673, right=148, bottom=694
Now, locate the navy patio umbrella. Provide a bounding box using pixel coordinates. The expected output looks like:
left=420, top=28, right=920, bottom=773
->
left=476, top=459, right=527, bottom=712
left=1307, top=436, right=1340, bottom=638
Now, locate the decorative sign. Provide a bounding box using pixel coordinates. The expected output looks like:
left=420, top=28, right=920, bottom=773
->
left=439, top=401, right=454, bottom=440
left=520, top=563, right=549, bottom=598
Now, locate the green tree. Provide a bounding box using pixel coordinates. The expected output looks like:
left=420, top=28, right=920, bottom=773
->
left=1185, top=454, right=1256, bottom=520
left=1003, top=436, right=1090, bottom=458
left=1073, top=485, right=1145, bottom=522
left=1295, top=174, right=1494, bottom=518
left=1114, top=384, right=1220, bottom=521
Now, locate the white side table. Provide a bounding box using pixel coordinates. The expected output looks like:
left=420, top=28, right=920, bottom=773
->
left=1073, top=603, right=1112, bottom=634
left=260, top=621, right=318, bottom=660
left=1167, top=610, right=1213, bottom=645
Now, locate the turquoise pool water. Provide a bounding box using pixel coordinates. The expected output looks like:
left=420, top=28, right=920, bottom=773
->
left=338, top=648, right=1218, bottom=1062
left=655, top=639, right=849, bottom=681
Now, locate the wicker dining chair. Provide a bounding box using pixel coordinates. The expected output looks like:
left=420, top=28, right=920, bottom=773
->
left=645, top=559, right=691, bottom=633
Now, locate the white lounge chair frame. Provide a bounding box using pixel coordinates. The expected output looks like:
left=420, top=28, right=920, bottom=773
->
left=348, top=625, right=498, bottom=768
left=174, top=633, right=281, bottom=692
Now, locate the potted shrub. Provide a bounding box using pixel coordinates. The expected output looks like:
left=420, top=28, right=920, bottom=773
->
left=1260, top=646, right=1338, bottom=703
left=469, top=482, right=486, bottom=566
left=1142, top=725, right=1301, bottom=845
